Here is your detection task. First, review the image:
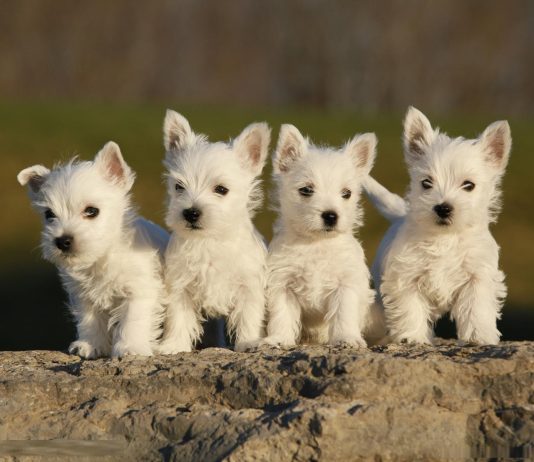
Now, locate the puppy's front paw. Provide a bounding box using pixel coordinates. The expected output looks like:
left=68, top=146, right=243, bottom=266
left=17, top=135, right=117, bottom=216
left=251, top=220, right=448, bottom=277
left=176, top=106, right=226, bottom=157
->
left=234, top=339, right=261, bottom=352
left=156, top=339, right=192, bottom=355
left=460, top=331, right=500, bottom=346
left=397, top=335, right=433, bottom=345
left=331, top=336, right=367, bottom=349
left=112, top=340, right=152, bottom=358
left=68, top=340, right=105, bottom=359
left=258, top=336, right=294, bottom=348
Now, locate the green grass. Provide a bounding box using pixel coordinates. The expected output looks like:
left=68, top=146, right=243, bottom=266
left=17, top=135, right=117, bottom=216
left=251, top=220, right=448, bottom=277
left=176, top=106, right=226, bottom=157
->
left=1, top=100, right=533, bottom=348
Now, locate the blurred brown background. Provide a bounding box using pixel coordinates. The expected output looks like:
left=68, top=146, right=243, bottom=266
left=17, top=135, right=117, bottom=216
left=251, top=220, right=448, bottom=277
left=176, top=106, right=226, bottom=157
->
left=1, top=0, right=533, bottom=349
left=1, top=0, right=533, bottom=112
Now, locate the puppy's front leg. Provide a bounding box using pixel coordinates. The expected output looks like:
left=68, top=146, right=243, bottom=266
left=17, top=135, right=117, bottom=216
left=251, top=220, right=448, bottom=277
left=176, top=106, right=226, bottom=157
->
left=452, top=273, right=504, bottom=345
left=382, top=286, right=434, bottom=344
left=262, top=288, right=301, bottom=347
left=327, top=286, right=367, bottom=347
left=69, top=300, right=110, bottom=359
left=159, top=291, right=200, bottom=354
left=229, top=284, right=265, bottom=352
left=112, top=294, right=156, bottom=358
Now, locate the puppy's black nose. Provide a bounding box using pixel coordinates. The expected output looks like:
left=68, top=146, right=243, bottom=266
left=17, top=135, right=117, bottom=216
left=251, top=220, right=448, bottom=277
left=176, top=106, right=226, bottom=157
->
left=433, top=203, right=453, bottom=219
left=183, top=207, right=202, bottom=224
left=321, top=210, right=338, bottom=227
left=55, top=235, right=74, bottom=252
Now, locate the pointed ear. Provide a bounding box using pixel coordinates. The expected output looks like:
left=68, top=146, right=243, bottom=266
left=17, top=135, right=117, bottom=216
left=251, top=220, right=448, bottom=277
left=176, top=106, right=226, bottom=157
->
left=345, top=133, right=377, bottom=175
left=94, top=141, right=135, bottom=190
left=233, top=122, right=271, bottom=176
left=479, top=120, right=511, bottom=171
left=17, top=165, right=50, bottom=194
left=403, top=106, right=435, bottom=162
left=273, top=124, right=307, bottom=174
left=163, top=109, right=194, bottom=152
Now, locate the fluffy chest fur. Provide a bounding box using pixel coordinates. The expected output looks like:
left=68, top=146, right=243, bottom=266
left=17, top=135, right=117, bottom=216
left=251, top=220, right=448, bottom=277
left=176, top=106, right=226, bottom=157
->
left=382, top=224, right=496, bottom=311
left=62, top=259, right=129, bottom=317
left=268, top=234, right=369, bottom=313
left=165, top=231, right=266, bottom=317
left=61, top=245, right=162, bottom=315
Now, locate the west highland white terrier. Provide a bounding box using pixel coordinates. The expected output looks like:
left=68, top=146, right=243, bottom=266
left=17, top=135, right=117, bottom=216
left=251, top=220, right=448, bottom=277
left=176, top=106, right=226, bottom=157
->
left=158, top=110, right=270, bottom=353
left=18, top=142, right=169, bottom=358
left=262, top=124, right=378, bottom=347
left=364, top=107, right=511, bottom=345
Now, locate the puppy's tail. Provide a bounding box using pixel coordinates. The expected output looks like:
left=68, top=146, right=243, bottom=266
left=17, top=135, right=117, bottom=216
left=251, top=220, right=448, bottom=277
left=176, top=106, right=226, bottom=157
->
left=363, top=176, right=407, bottom=222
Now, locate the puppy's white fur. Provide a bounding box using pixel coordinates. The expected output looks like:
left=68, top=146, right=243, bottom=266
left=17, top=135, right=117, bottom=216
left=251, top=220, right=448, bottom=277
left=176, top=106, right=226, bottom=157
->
left=364, top=107, right=511, bottom=345
left=18, top=142, right=168, bottom=358
left=159, top=110, right=270, bottom=353
left=263, top=125, right=377, bottom=347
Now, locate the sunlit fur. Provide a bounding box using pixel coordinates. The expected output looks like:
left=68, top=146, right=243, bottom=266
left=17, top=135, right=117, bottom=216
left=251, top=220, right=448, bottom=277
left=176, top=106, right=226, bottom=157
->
left=263, top=124, right=379, bottom=347
left=18, top=142, right=168, bottom=358
left=363, top=107, right=511, bottom=345
left=159, top=109, right=270, bottom=353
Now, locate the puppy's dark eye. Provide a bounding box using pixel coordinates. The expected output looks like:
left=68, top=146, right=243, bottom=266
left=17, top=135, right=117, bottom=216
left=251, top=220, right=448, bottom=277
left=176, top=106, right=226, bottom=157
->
left=421, top=179, right=433, bottom=190
left=214, top=185, right=229, bottom=196
left=462, top=180, right=475, bottom=192
left=83, top=206, right=99, bottom=219
left=44, top=209, right=56, bottom=221
left=175, top=182, right=185, bottom=192
left=298, top=186, right=314, bottom=197
left=342, top=189, right=352, bottom=199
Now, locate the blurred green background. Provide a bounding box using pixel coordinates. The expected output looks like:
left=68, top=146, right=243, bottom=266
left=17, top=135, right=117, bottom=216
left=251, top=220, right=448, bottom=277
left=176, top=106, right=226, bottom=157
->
left=1, top=1, right=533, bottom=349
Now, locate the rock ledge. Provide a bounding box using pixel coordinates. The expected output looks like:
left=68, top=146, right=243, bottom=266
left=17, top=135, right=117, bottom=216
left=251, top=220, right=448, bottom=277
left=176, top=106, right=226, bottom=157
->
left=0, top=341, right=533, bottom=461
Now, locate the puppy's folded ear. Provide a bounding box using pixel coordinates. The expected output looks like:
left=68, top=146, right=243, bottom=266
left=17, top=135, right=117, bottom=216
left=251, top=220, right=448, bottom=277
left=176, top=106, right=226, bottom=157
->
left=233, top=122, right=271, bottom=176
left=273, top=124, right=307, bottom=174
left=17, top=165, right=50, bottom=194
left=403, top=106, right=436, bottom=162
left=479, top=120, right=511, bottom=171
left=163, top=109, right=195, bottom=152
left=345, top=133, right=377, bottom=175
left=94, top=141, right=135, bottom=191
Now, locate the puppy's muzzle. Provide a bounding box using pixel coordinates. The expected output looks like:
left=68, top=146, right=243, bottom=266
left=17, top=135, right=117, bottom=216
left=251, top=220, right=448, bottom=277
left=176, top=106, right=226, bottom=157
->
left=55, top=235, right=74, bottom=253
left=433, top=203, right=453, bottom=221
left=321, top=210, right=338, bottom=229
left=183, top=207, right=202, bottom=224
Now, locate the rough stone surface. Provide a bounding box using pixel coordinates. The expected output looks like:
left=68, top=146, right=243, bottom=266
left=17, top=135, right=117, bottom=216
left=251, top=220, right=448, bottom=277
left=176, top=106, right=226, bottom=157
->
left=0, top=341, right=533, bottom=461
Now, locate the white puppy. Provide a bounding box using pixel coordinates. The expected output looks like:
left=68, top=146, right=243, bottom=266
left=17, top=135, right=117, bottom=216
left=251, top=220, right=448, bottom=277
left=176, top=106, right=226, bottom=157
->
left=159, top=110, right=270, bottom=353
left=263, top=125, right=377, bottom=347
left=364, top=107, right=511, bottom=345
left=18, top=142, right=168, bottom=358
